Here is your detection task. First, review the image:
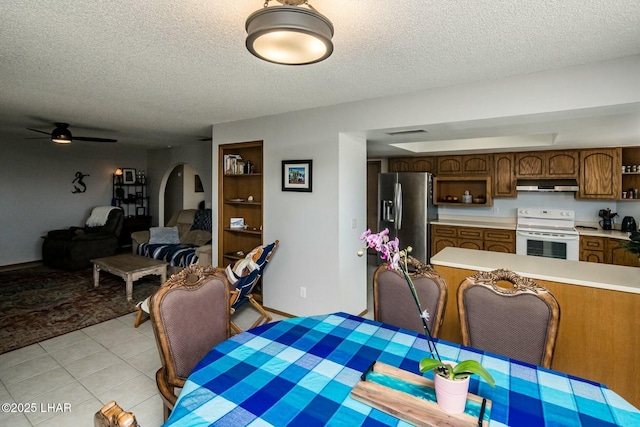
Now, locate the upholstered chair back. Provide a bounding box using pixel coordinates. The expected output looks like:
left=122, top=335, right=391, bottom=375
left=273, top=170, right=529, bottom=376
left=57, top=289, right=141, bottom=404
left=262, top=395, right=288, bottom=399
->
left=457, top=269, right=560, bottom=368
left=373, top=257, right=448, bottom=338
left=150, top=265, right=230, bottom=419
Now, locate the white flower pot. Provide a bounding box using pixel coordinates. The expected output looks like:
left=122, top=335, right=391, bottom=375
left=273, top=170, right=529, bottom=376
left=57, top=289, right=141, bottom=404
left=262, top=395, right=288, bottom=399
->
left=433, top=371, right=470, bottom=414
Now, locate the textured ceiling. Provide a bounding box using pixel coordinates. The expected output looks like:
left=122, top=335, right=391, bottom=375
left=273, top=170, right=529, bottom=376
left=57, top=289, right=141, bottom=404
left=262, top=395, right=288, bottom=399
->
left=1, top=0, right=639, bottom=152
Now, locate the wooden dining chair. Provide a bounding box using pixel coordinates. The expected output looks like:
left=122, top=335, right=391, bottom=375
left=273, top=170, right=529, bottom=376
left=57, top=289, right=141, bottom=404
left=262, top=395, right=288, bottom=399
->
left=94, top=401, right=138, bottom=427
left=373, top=256, right=448, bottom=338
left=149, top=264, right=230, bottom=421
left=457, top=269, right=560, bottom=368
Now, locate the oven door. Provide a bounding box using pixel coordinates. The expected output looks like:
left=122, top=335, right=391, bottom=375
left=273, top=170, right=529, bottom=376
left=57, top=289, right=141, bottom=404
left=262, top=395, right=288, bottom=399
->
left=516, top=230, right=580, bottom=261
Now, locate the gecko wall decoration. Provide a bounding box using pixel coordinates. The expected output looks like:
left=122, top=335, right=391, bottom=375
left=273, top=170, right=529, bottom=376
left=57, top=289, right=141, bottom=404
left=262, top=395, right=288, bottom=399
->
left=72, top=171, right=90, bottom=193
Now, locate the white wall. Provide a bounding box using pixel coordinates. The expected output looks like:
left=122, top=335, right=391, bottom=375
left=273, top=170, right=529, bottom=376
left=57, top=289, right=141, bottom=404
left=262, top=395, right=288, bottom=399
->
left=182, top=163, right=205, bottom=210
left=147, top=142, right=211, bottom=225
left=0, top=138, right=146, bottom=265
left=210, top=56, right=640, bottom=318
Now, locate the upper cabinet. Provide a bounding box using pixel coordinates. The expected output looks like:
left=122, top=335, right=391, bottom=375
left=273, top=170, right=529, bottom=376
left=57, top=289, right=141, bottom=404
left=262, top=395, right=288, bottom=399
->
left=621, top=147, right=640, bottom=200
left=515, top=151, right=578, bottom=178
left=388, top=157, right=436, bottom=173
left=437, top=154, right=491, bottom=175
left=578, top=148, right=621, bottom=199
left=493, top=153, right=516, bottom=198
left=386, top=147, right=637, bottom=202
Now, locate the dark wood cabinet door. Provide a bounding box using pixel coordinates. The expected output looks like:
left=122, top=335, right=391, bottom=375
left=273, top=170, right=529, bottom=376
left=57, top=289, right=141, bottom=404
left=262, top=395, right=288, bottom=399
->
left=462, top=154, right=491, bottom=174
left=581, top=250, right=605, bottom=263
left=579, top=149, right=621, bottom=199
left=432, top=237, right=457, bottom=256
left=432, top=225, right=457, bottom=238
left=388, top=158, right=410, bottom=172
left=484, top=241, right=515, bottom=253
left=437, top=156, right=463, bottom=175
left=458, top=239, right=483, bottom=250
left=412, top=157, right=437, bottom=173
left=607, top=238, right=640, bottom=267
left=493, top=153, right=516, bottom=197
left=515, top=152, right=545, bottom=177
left=547, top=151, right=578, bottom=178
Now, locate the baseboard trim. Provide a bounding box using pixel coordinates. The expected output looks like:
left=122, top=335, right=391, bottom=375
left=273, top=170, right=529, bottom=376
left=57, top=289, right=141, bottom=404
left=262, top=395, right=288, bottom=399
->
left=0, top=261, right=43, bottom=272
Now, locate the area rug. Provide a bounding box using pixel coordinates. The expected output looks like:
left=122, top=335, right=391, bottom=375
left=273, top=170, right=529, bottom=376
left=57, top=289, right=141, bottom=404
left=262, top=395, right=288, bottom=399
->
left=0, top=265, right=161, bottom=355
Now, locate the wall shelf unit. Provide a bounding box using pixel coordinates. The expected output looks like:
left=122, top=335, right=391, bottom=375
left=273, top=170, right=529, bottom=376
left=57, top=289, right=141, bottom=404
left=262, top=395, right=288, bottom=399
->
left=218, top=140, right=264, bottom=267
left=433, top=176, right=493, bottom=207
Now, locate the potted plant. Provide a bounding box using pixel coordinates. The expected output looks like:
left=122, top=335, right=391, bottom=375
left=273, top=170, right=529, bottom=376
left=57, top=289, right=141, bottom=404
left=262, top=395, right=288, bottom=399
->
left=419, top=358, right=495, bottom=414
left=358, top=228, right=495, bottom=415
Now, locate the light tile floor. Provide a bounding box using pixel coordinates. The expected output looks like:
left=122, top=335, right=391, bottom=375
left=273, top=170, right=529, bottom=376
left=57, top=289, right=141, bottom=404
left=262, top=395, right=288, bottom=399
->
left=0, top=262, right=376, bottom=426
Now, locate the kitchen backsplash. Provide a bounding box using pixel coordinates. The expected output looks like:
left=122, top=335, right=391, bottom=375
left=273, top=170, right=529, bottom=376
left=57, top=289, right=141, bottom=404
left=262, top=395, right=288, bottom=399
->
left=437, top=191, right=640, bottom=224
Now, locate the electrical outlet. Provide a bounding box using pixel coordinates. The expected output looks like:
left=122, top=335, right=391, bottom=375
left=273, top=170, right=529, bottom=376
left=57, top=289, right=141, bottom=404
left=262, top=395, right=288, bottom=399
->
left=300, top=287, right=307, bottom=298
left=493, top=207, right=499, bottom=214
left=351, top=218, right=357, bottom=229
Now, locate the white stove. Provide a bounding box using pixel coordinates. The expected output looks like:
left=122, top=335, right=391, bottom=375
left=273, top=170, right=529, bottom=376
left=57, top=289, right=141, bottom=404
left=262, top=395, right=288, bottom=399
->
left=516, top=208, right=579, bottom=261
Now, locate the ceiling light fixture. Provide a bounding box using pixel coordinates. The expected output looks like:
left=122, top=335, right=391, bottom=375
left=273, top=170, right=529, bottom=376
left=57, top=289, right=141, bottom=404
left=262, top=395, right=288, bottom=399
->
left=51, top=123, right=72, bottom=144
left=245, top=0, right=334, bottom=65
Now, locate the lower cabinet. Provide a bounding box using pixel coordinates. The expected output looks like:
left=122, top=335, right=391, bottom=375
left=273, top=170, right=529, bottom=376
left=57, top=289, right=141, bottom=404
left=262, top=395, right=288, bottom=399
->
left=431, top=225, right=515, bottom=257
left=579, top=235, right=640, bottom=267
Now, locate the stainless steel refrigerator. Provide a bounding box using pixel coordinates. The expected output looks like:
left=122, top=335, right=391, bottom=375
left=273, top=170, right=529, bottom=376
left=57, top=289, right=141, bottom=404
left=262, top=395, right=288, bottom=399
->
left=378, top=172, right=437, bottom=264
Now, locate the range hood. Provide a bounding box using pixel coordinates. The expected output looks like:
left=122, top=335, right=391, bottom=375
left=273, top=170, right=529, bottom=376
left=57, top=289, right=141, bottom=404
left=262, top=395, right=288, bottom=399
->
left=516, top=179, right=579, bottom=192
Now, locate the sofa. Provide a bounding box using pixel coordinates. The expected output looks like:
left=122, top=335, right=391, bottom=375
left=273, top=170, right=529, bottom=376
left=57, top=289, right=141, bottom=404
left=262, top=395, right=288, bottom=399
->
left=43, top=206, right=124, bottom=270
left=131, top=209, right=212, bottom=273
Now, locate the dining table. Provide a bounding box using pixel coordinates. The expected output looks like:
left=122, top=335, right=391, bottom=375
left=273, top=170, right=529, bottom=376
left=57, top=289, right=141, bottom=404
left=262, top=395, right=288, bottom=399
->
left=163, top=312, right=640, bottom=426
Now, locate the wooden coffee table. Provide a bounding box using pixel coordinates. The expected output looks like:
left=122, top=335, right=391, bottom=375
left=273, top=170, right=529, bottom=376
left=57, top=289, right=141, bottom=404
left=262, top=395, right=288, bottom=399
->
left=92, top=254, right=167, bottom=302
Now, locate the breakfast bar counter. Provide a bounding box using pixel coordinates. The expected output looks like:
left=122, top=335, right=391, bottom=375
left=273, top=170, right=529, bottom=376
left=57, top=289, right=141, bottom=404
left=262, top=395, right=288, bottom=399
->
left=430, top=247, right=640, bottom=409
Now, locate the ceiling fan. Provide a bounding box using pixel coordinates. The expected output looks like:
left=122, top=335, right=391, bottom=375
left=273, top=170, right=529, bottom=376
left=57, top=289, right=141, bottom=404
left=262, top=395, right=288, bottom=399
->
left=26, top=122, right=118, bottom=144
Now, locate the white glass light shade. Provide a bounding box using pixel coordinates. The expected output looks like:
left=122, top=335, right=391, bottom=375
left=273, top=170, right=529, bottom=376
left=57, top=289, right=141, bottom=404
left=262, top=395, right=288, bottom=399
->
left=246, top=6, right=334, bottom=65
left=51, top=127, right=72, bottom=144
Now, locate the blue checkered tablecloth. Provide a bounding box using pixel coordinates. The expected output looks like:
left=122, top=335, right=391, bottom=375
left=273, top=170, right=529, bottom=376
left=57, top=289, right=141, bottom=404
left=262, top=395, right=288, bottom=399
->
left=163, top=312, right=640, bottom=426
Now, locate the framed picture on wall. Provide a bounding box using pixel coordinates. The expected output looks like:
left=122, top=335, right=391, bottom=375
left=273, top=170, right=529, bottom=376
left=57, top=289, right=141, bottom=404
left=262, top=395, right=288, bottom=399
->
left=122, top=168, right=136, bottom=184
left=282, top=160, right=312, bottom=192
left=195, top=174, right=204, bottom=192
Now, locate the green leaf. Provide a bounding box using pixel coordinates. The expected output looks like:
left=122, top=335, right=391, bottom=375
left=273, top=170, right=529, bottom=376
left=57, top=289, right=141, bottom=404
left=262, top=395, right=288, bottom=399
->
left=453, top=360, right=495, bottom=387
left=419, top=358, right=444, bottom=373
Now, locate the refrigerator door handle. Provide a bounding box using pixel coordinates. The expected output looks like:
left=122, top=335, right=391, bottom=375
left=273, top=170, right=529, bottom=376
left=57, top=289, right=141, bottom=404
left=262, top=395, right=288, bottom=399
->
left=395, top=182, right=402, bottom=229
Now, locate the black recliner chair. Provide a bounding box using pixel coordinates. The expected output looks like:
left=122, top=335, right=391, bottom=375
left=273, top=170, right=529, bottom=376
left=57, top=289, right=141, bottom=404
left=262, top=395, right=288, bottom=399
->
left=42, top=207, right=124, bottom=270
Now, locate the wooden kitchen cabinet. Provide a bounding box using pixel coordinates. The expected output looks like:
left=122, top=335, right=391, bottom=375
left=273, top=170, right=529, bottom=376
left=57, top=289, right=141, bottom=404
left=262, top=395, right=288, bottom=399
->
left=388, top=158, right=410, bottom=172
left=457, top=227, right=483, bottom=251
left=579, top=236, right=606, bottom=263
left=437, top=154, right=491, bottom=175
left=621, top=147, right=640, bottom=200
left=578, top=148, right=621, bottom=199
left=492, top=152, right=516, bottom=198
left=388, top=157, right=437, bottom=173
left=515, top=150, right=578, bottom=178
left=607, top=238, right=640, bottom=267
left=580, top=235, right=640, bottom=267
left=431, top=224, right=515, bottom=256
left=433, top=176, right=492, bottom=206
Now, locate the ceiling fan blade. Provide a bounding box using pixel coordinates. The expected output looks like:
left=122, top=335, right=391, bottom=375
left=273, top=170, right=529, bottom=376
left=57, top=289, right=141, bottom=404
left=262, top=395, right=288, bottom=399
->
left=26, top=127, right=52, bottom=136
left=73, top=136, right=118, bottom=143
left=25, top=137, right=51, bottom=140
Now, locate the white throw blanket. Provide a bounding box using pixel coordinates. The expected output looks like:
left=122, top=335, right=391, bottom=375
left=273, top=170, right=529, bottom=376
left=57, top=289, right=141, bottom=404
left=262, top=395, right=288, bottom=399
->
left=85, top=206, right=117, bottom=227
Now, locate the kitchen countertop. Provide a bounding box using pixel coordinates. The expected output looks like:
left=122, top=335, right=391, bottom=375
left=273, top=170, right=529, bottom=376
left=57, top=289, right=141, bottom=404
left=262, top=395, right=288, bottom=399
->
left=431, top=216, right=516, bottom=230
left=430, top=246, right=640, bottom=295
left=431, top=216, right=635, bottom=240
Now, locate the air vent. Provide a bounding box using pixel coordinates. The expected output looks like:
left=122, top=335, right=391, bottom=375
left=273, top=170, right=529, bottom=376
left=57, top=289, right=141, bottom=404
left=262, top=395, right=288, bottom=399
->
left=385, top=129, right=428, bottom=136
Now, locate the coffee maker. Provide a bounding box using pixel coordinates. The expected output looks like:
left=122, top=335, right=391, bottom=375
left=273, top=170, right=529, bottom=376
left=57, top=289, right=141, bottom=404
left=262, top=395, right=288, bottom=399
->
left=598, top=209, right=617, bottom=230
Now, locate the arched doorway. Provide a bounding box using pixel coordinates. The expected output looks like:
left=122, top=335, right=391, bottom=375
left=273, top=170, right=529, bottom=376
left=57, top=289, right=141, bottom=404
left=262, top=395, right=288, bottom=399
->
left=161, top=163, right=206, bottom=225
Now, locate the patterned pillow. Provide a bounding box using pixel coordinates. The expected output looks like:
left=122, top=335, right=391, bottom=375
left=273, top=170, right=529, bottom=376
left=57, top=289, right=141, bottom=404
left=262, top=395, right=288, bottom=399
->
left=191, top=209, right=212, bottom=232
left=148, top=226, right=180, bottom=244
